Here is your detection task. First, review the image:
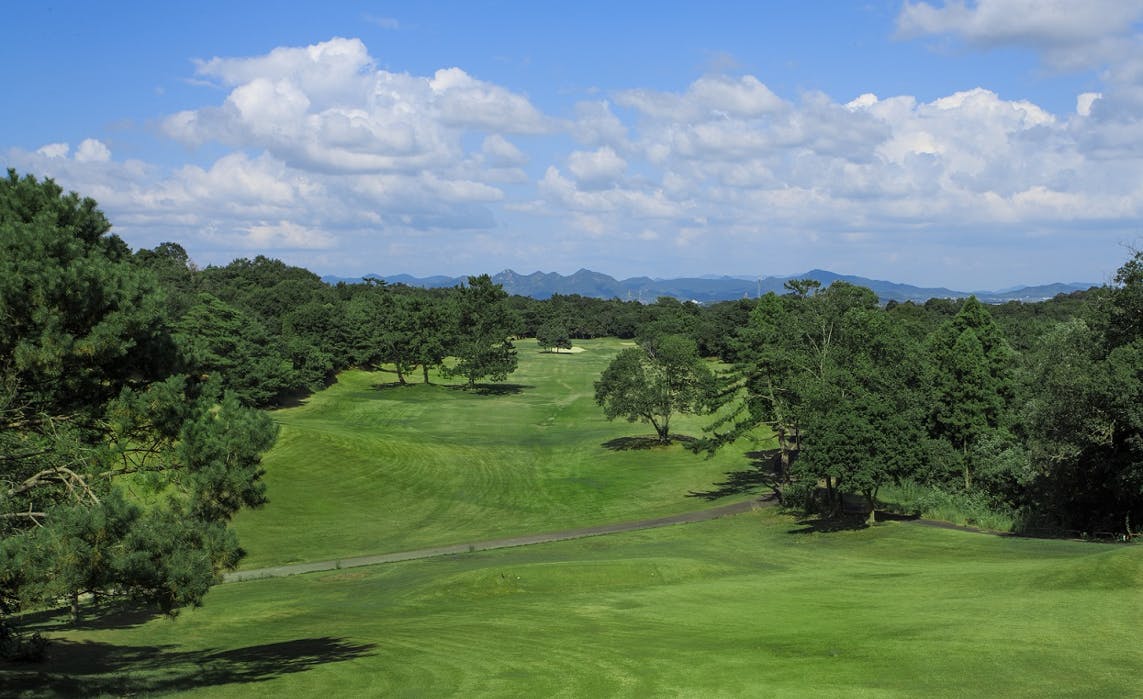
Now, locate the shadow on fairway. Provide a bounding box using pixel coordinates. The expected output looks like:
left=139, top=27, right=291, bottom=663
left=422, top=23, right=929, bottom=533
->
left=372, top=380, right=414, bottom=390
left=468, top=382, right=533, bottom=396
left=787, top=515, right=872, bottom=534
left=688, top=449, right=781, bottom=500
left=0, top=636, right=376, bottom=696
left=602, top=434, right=696, bottom=451
left=276, top=374, right=340, bottom=407
left=786, top=509, right=920, bottom=534
left=17, top=603, right=164, bottom=632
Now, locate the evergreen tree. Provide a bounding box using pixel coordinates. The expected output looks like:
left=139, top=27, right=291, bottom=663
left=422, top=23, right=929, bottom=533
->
left=536, top=320, right=572, bottom=353
left=926, top=296, right=1016, bottom=490
left=0, top=171, right=275, bottom=642
left=445, top=275, right=518, bottom=387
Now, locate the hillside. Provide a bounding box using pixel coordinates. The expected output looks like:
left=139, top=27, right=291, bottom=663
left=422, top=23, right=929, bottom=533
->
left=322, top=268, right=1095, bottom=304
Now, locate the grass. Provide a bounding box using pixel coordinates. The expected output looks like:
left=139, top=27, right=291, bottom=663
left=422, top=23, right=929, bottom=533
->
left=8, top=509, right=1141, bottom=697
left=6, top=338, right=1141, bottom=696
left=230, top=338, right=771, bottom=569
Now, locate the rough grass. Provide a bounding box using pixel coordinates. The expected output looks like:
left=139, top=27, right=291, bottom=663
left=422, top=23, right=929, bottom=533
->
left=230, top=338, right=771, bottom=569
left=9, top=510, right=1141, bottom=697
left=879, top=480, right=1016, bottom=532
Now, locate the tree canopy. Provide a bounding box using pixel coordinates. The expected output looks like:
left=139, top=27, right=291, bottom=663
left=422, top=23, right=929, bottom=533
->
left=445, top=275, right=519, bottom=387
left=594, top=334, right=715, bottom=444
left=0, top=172, right=276, bottom=646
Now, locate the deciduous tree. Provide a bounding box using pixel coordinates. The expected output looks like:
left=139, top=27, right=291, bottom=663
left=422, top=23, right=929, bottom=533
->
left=594, top=335, right=715, bottom=443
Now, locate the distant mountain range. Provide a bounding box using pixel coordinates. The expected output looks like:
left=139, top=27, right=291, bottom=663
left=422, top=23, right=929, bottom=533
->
left=321, top=268, right=1097, bottom=304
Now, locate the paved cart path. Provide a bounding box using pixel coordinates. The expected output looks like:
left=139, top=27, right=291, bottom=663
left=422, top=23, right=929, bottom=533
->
left=223, top=498, right=1038, bottom=584
left=224, top=497, right=774, bottom=583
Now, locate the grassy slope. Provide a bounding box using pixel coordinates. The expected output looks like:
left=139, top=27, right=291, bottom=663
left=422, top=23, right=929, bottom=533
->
left=231, top=338, right=768, bottom=569
left=8, top=338, right=1141, bottom=696
left=11, top=510, right=1141, bottom=697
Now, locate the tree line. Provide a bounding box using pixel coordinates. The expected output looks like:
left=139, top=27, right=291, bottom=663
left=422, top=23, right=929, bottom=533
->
left=2, top=170, right=1138, bottom=656
left=684, top=270, right=1139, bottom=542
left=151, top=211, right=1137, bottom=542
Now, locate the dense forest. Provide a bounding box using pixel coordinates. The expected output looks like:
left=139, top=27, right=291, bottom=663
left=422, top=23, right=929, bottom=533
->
left=2, top=171, right=1141, bottom=656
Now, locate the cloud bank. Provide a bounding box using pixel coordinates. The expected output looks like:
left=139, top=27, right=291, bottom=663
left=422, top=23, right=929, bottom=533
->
left=6, top=23, right=1143, bottom=287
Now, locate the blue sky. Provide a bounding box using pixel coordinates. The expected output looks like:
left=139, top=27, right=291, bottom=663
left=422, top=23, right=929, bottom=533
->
left=4, top=1, right=1143, bottom=289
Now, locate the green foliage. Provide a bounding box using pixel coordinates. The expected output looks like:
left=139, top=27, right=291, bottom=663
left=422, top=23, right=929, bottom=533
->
left=709, top=281, right=924, bottom=513
left=925, top=296, right=1016, bottom=490
left=1, top=374, right=277, bottom=623
left=175, top=293, right=299, bottom=406
left=445, top=275, right=518, bottom=387
left=0, top=170, right=176, bottom=417
left=1021, top=258, right=1143, bottom=535
left=0, top=172, right=275, bottom=638
left=880, top=480, right=1016, bottom=531
left=594, top=335, right=715, bottom=443
left=134, top=241, right=199, bottom=318
left=536, top=320, right=572, bottom=353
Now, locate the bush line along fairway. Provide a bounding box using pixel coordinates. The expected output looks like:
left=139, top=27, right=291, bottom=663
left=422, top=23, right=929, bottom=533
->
left=13, top=510, right=1142, bottom=697
left=230, top=338, right=768, bottom=570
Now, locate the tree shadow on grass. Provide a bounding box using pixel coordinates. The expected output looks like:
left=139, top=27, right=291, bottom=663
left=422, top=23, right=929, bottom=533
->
left=0, top=636, right=376, bottom=696
left=786, top=509, right=918, bottom=535
left=470, top=383, right=533, bottom=396
left=688, top=449, right=781, bottom=501
left=275, top=374, right=340, bottom=408
left=18, top=602, right=164, bottom=632
left=372, top=380, right=413, bottom=390
left=601, top=434, right=696, bottom=451
left=787, top=514, right=873, bottom=534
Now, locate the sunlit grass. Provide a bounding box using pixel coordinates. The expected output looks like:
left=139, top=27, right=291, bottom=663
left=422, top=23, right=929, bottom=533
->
left=231, top=338, right=771, bottom=569
left=13, top=509, right=1141, bottom=697
left=9, top=338, right=1138, bottom=697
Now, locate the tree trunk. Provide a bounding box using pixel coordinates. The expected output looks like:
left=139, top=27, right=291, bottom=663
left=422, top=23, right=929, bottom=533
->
left=396, top=365, right=406, bottom=385
left=70, top=590, right=80, bottom=624
left=422, top=364, right=431, bottom=384
left=776, top=426, right=790, bottom=482
left=963, top=442, right=972, bottom=491
left=866, top=489, right=877, bottom=525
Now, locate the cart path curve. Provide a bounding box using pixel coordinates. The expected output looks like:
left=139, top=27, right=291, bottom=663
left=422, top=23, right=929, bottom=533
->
left=223, top=497, right=774, bottom=583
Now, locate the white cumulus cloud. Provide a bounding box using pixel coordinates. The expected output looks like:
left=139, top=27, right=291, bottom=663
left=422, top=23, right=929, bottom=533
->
left=567, top=147, right=626, bottom=188
left=898, top=0, right=1143, bottom=71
